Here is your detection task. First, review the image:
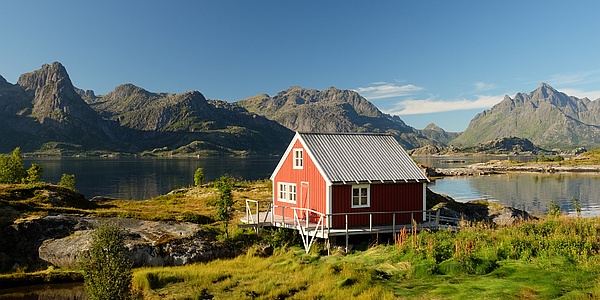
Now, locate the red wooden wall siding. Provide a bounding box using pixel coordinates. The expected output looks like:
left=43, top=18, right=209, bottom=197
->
left=272, top=139, right=327, bottom=222
left=330, top=182, right=424, bottom=228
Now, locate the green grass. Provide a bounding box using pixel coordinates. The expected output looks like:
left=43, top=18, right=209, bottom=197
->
left=132, top=248, right=397, bottom=300
left=0, top=180, right=272, bottom=226
left=132, top=216, right=600, bottom=299
left=4, top=180, right=600, bottom=298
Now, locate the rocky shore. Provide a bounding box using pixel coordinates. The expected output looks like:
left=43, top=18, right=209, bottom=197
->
left=424, top=160, right=600, bottom=177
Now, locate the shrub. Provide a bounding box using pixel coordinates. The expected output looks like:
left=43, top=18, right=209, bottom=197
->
left=194, top=167, right=205, bottom=186
left=58, top=174, right=77, bottom=192
left=547, top=200, right=561, bottom=217
left=79, top=222, right=132, bottom=300
left=261, top=227, right=300, bottom=248
left=214, top=175, right=235, bottom=238
left=25, top=163, right=43, bottom=184
left=0, top=148, right=27, bottom=184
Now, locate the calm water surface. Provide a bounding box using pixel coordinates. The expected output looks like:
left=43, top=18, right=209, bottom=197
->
left=428, top=173, right=600, bottom=216
left=24, top=156, right=279, bottom=200
left=419, top=156, right=600, bottom=216
left=0, top=283, right=85, bottom=299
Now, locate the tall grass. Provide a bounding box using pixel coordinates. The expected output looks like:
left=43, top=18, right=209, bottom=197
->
left=132, top=247, right=397, bottom=299
left=132, top=216, right=600, bottom=299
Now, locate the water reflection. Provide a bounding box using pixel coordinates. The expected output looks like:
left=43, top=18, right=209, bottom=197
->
left=0, top=283, right=85, bottom=300
left=429, top=173, right=600, bottom=216
left=23, top=157, right=280, bottom=200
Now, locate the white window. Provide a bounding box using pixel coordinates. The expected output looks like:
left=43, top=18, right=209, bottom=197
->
left=278, top=182, right=297, bottom=203
left=293, top=148, right=303, bottom=169
left=351, top=184, right=370, bottom=208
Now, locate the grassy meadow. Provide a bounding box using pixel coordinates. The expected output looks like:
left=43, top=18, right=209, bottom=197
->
left=130, top=216, right=600, bottom=299
left=3, top=178, right=600, bottom=299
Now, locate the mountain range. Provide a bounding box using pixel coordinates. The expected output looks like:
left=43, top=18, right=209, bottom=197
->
left=0, top=62, right=292, bottom=156
left=1, top=62, right=599, bottom=155
left=453, top=83, right=600, bottom=150
left=237, top=86, right=458, bottom=149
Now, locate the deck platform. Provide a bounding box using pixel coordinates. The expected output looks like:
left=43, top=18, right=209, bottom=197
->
left=240, top=211, right=454, bottom=239
left=240, top=200, right=460, bottom=253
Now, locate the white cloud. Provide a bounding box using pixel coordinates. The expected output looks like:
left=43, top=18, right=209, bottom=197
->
left=474, top=82, right=496, bottom=91
left=547, top=72, right=594, bottom=86
left=354, top=82, right=424, bottom=100
left=542, top=70, right=600, bottom=86
left=559, top=88, right=600, bottom=100
left=383, top=94, right=505, bottom=115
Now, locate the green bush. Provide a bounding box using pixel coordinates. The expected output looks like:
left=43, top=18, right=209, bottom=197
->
left=181, top=211, right=214, bottom=224
left=25, top=163, right=43, bottom=184
left=194, top=167, right=204, bottom=186
left=214, top=175, right=235, bottom=238
left=261, top=227, right=300, bottom=248
left=58, top=174, right=77, bottom=192
left=79, top=222, right=132, bottom=300
left=0, top=148, right=27, bottom=184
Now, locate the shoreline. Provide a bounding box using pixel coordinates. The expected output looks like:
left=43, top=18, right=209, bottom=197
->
left=426, top=160, right=600, bottom=177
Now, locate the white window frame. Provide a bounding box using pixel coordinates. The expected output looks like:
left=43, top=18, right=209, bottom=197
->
left=293, top=148, right=303, bottom=169
left=351, top=184, right=370, bottom=208
left=278, top=182, right=297, bottom=203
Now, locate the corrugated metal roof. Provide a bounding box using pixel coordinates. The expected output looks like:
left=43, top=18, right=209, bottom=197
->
left=298, top=132, right=429, bottom=184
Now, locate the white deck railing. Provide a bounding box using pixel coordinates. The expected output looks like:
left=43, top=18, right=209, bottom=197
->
left=243, top=199, right=460, bottom=253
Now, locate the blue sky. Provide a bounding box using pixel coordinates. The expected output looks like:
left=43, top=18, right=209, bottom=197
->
left=2, top=1, right=600, bottom=132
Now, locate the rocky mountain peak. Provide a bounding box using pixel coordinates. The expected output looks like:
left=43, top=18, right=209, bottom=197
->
left=453, top=83, right=600, bottom=149
left=180, top=90, right=206, bottom=100
left=0, top=62, right=294, bottom=155
left=236, top=86, right=434, bottom=148
left=424, top=123, right=444, bottom=131
left=108, top=83, right=152, bottom=99
left=0, top=75, right=9, bottom=87
left=531, top=82, right=557, bottom=99
left=14, top=62, right=103, bottom=130
left=17, top=62, right=72, bottom=93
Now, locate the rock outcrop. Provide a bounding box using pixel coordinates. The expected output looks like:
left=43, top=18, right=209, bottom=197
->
left=1, top=215, right=232, bottom=272
left=426, top=188, right=532, bottom=226
left=37, top=217, right=232, bottom=269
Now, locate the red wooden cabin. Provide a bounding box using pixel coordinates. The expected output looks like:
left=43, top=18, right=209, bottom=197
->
left=270, top=132, right=429, bottom=229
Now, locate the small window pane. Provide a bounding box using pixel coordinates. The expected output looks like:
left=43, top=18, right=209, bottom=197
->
left=361, top=188, right=367, bottom=197
left=351, top=185, right=369, bottom=208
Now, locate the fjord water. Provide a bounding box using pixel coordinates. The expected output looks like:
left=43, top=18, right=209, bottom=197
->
left=24, top=157, right=279, bottom=200
left=422, top=156, right=600, bottom=216
left=23, top=156, right=600, bottom=215
left=428, top=173, right=600, bottom=216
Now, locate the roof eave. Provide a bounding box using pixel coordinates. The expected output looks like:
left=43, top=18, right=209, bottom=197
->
left=331, top=178, right=428, bottom=185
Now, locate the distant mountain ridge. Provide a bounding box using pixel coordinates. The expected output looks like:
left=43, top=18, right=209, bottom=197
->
left=236, top=86, right=457, bottom=149
left=0, top=62, right=293, bottom=155
left=452, top=83, right=600, bottom=149
left=7, top=62, right=595, bottom=156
